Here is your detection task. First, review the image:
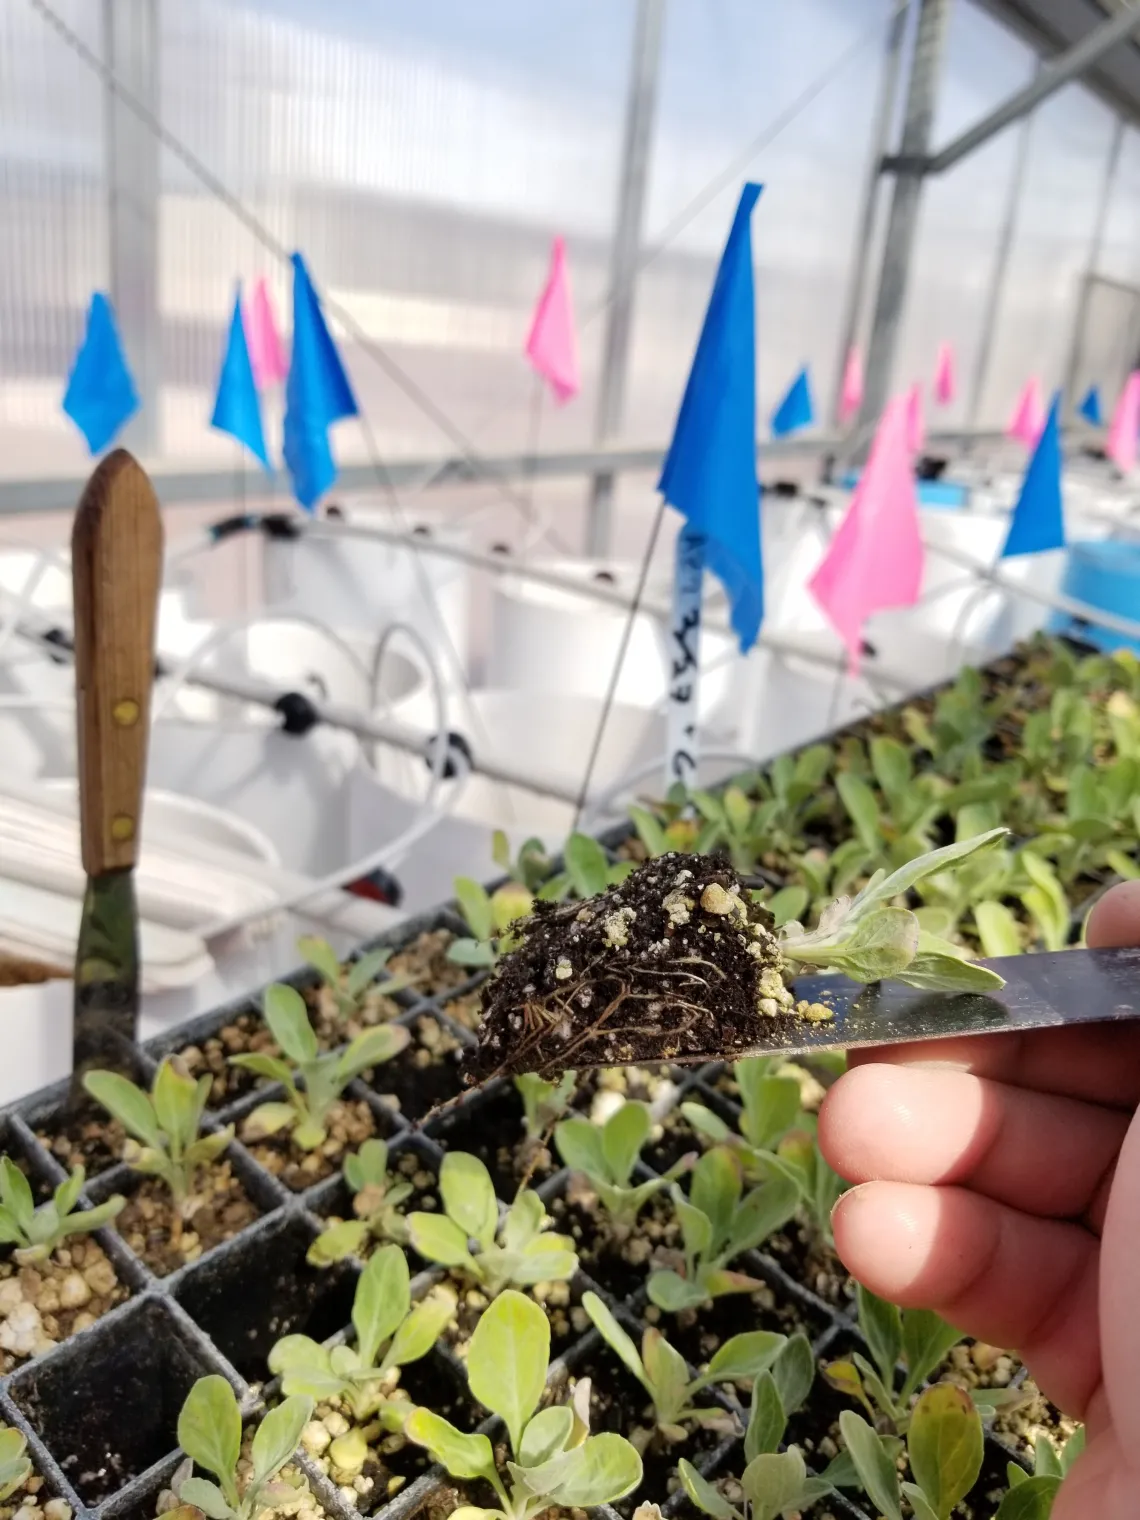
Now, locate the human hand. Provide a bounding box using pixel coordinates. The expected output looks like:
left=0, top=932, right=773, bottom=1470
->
left=818, top=879, right=1140, bottom=1517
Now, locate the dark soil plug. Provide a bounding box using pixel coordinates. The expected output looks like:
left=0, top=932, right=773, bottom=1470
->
left=469, top=853, right=815, bottom=1081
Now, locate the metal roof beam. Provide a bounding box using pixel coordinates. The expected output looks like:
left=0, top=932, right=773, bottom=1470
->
left=885, top=1, right=1140, bottom=176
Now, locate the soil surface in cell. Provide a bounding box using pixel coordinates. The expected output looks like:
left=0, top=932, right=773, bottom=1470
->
left=470, top=854, right=827, bottom=1081
left=243, top=1098, right=377, bottom=1191
left=388, top=929, right=470, bottom=997
left=0, top=1237, right=126, bottom=1373
left=115, top=1160, right=260, bottom=1276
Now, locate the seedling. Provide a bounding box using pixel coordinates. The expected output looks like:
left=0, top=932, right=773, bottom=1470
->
left=0, top=1424, right=32, bottom=1501
left=448, top=876, right=534, bottom=968
left=0, top=1156, right=123, bottom=1264
left=823, top=1285, right=964, bottom=1434
left=681, top=1057, right=802, bottom=1161
left=554, top=1099, right=691, bottom=1225
left=492, top=829, right=554, bottom=894
left=83, top=1057, right=233, bottom=1225
left=168, top=1375, right=314, bottom=1520
left=628, top=782, right=715, bottom=858
left=306, top=1139, right=413, bottom=1266
left=514, top=1071, right=576, bottom=1140
left=739, top=1334, right=816, bottom=1456
left=230, top=983, right=410, bottom=1149
left=473, top=841, right=1010, bottom=1083
left=998, top=1425, right=1083, bottom=1515
left=679, top=1447, right=832, bottom=1520
left=405, top=1289, right=642, bottom=1520
left=269, top=1243, right=453, bottom=1426
left=647, top=1147, right=799, bottom=1311
left=297, top=936, right=410, bottom=1021
left=534, top=833, right=634, bottom=902
left=757, top=1120, right=848, bottom=1246
left=406, top=1150, right=577, bottom=1294
left=583, top=1290, right=793, bottom=1441
left=840, top=1382, right=984, bottom=1520
left=780, top=829, right=1010, bottom=992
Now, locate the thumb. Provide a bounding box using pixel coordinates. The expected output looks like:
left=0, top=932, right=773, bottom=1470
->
left=1086, top=880, right=1140, bottom=949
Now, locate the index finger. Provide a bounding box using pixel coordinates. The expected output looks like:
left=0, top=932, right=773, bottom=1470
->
left=848, top=1021, right=1140, bottom=1108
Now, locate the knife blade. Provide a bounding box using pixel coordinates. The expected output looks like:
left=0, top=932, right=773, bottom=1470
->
left=70, top=449, right=163, bottom=1085
left=713, top=944, right=1140, bottom=1064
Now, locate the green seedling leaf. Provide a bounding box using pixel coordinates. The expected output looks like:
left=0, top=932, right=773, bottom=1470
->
left=336, top=1023, right=411, bottom=1081
left=680, top=1101, right=732, bottom=1144
left=1019, top=851, right=1069, bottom=952
left=178, top=1376, right=242, bottom=1502
left=297, top=935, right=341, bottom=985
left=227, top=1053, right=294, bottom=1088
left=518, top=1406, right=575, bottom=1468
left=583, top=1292, right=646, bottom=1387
left=766, top=885, right=809, bottom=929
left=770, top=1332, right=814, bottom=1418
left=467, top=1289, right=549, bottom=1456
left=263, top=984, right=318, bottom=1065
left=744, top=1372, right=786, bottom=1459
left=177, top=1477, right=232, bottom=1520
left=502, top=1188, right=545, bottom=1253
left=153, top=1059, right=200, bottom=1151
left=694, top=1331, right=786, bottom=1391
left=862, top=828, right=1009, bottom=909
left=907, top=1383, right=984, bottom=1518
left=564, top=834, right=612, bottom=898
left=871, top=735, right=913, bottom=804
left=251, top=1395, right=314, bottom=1484
left=858, top=1284, right=903, bottom=1388
left=839, top=1410, right=902, bottom=1520
left=992, top=1475, right=1063, bottom=1519
left=490, top=882, right=533, bottom=933
left=837, top=771, right=881, bottom=854
left=407, top=1212, right=474, bottom=1269
left=243, top=1101, right=298, bottom=1139
left=353, top=1245, right=409, bottom=1367
left=736, top=1060, right=801, bottom=1150
left=902, top=1310, right=965, bottom=1398
left=646, top=1270, right=707, bottom=1312
left=0, top=1161, right=34, bottom=1234
left=386, top=1288, right=454, bottom=1367
left=440, top=1151, right=499, bottom=1249
left=81, top=1072, right=162, bottom=1150
left=447, top=938, right=497, bottom=967
left=602, top=1101, right=652, bottom=1185
left=727, top=1175, right=800, bottom=1254
left=454, top=878, right=494, bottom=942
left=554, top=1117, right=607, bottom=1178
left=896, top=936, right=1007, bottom=994
left=691, top=1145, right=741, bottom=1245
left=405, top=1409, right=497, bottom=1483
left=823, top=1359, right=875, bottom=1420
left=528, top=1432, right=643, bottom=1507
left=678, top=1458, right=739, bottom=1520
left=1059, top=1424, right=1085, bottom=1474
left=740, top=1448, right=812, bottom=1520
left=642, top=1328, right=690, bottom=1424
left=974, top=900, right=1022, bottom=958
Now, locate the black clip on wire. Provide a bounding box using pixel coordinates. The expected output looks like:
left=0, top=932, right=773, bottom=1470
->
left=274, top=691, right=321, bottom=736
left=425, top=730, right=474, bottom=780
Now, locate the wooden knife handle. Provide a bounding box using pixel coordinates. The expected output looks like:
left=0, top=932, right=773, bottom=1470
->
left=72, top=449, right=164, bottom=876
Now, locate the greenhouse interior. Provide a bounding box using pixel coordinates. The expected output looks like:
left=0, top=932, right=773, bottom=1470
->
left=8, top=0, right=1140, bottom=1516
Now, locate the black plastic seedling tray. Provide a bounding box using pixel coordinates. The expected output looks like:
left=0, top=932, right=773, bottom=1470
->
left=0, top=898, right=1035, bottom=1520
left=6, top=641, right=1088, bottom=1520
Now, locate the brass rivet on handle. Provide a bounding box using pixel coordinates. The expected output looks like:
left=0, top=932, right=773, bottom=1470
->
left=112, top=698, right=139, bottom=727
left=110, top=814, right=135, bottom=842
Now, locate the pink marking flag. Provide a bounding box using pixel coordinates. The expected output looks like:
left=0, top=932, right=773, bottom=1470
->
left=809, top=394, right=924, bottom=672
left=905, top=382, right=925, bottom=454
left=1006, top=376, right=1045, bottom=446
left=1106, top=370, right=1140, bottom=474
left=244, top=276, right=288, bottom=390
left=839, top=345, right=863, bottom=424
left=525, top=235, right=580, bottom=403
left=934, top=341, right=956, bottom=405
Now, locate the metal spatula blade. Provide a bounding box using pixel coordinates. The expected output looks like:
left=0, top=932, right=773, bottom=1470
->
left=721, top=945, right=1140, bottom=1063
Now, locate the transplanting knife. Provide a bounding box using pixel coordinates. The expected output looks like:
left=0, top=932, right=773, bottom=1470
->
left=70, top=449, right=163, bottom=1086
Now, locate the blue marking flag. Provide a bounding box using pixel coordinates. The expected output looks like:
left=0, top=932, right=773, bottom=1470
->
left=1002, top=391, right=1065, bottom=558
left=210, top=290, right=271, bottom=471
left=1078, top=384, right=1103, bottom=427
left=62, top=293, right=139, bottom=454
left=770, top=365, right=814, bottom=437
left=283, top=252, right=359, bottom=511
left=658, top=183, right=764, bottom=652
